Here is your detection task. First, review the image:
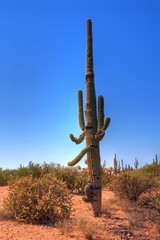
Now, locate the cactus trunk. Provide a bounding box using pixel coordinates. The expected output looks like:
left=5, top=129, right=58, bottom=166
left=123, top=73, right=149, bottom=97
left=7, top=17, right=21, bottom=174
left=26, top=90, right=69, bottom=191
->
left=85, top=19, right=102, bottom=216
left=68, top=19, right=110, bottom=217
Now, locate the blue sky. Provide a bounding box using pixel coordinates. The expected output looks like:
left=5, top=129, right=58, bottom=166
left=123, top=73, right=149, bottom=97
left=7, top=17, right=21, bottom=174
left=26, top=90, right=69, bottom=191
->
left=0, top=0, right=159, bottom=169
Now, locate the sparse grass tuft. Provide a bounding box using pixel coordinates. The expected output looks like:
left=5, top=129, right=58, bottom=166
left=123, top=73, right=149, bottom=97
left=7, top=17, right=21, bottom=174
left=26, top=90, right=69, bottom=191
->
left=75, top=213, right=103, bottom=240
left=102, top=198, right=115, bottom=218
left=56, top=218, right=74, bottom=236
left=127, top=208, right=146, bottom=229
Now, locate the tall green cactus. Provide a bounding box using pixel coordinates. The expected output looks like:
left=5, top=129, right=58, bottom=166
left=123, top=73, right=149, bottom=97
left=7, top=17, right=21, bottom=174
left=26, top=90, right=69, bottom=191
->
left=113, top=153, right=118, bottom=174
left=134, top=158, right=138, bottom=169
left=68, top=19, right=110, bottom=217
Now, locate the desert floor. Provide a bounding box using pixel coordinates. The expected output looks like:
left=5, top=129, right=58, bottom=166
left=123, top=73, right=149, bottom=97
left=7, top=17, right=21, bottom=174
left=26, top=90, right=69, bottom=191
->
left=0, top=186, right=159, bottom=240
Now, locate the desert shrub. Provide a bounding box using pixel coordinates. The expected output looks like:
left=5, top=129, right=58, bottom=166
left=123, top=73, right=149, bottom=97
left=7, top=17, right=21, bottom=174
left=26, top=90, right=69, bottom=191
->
left=102, top=173, right=113, bottom=187
left=3, top=174, right=72, bottom=225
left=0, top=162, right=43, bottom=186
left=17, top=161, right=43, bottom=178
left=0, top=169, right=10, bottom=186
left=0, top=162, right=88, bottom=193
left=0, top=169, right=18, bottom=186
left=42, top=163, right=88, bottom=194
left=138, top=192, right=160, bottom=213
left=139, top=162, right=160, bottom=177
left=111, top=170, right=155, bottom=202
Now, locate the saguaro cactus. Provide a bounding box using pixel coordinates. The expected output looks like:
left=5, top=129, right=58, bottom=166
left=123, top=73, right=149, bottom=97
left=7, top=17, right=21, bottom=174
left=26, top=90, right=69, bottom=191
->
left=134, top=158, right=138, bottom=169
left=68, top=19, right=110, bottom=217
left=113, top=153, right=118, bottom=174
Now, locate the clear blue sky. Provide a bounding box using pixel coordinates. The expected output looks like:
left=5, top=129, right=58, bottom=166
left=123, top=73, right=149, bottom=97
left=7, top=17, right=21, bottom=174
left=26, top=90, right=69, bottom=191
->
left=0, top=0, right=159, bottom=169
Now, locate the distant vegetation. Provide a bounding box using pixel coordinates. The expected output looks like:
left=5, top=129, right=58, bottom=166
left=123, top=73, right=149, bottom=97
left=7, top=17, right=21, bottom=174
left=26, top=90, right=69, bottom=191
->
left=0, top=158, right=159, bottom=226
left=0, top=159, right=159, bottom=199
left=0, top=161, right=88, bottom=194
left=0, top=158, right=159, bottom=189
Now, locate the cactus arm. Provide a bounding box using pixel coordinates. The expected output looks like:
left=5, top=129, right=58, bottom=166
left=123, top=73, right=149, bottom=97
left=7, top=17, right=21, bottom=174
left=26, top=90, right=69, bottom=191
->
left=97, top=96, right=104, bottom=130
left=95, top=117, right=110, bottom=141
left=95, top=96, right=110, bottom=141
left=82, top=184, right=95, bottom=203
left=95, top=117, right=110, bottom=142
left=69, top=131, right=85, bottom=144
left=67, top=146, right=93, bottom=167
left=102, top=117, right=110, bottom=131
left=95, top=130, right=105, bottom=141
left=78, top=90, right=85, bottom=130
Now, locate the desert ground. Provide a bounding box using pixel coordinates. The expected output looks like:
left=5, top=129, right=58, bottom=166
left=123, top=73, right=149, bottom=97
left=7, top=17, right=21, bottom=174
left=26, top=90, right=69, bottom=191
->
left=0, top=186, right=159, bottom=240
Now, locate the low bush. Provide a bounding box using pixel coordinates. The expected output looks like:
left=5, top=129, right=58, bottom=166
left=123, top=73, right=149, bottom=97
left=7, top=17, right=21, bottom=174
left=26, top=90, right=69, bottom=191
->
left=138, top=192, right=160, bottom=213
left=139, top=162, right=160, bottom=177
left=111, top=170, right=155, bottom=202
left=0, top=169, right=18, bottom=186
left=3, top=174, right=72, bottom=225
left=42, top=163, right=88, bottom=194
left=17, top=161, right=43, bottom=178
left=0, top=161, right=43, bottom=186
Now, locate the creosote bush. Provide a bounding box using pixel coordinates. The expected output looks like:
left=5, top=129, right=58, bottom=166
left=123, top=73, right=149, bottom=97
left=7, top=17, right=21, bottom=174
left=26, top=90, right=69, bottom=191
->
left=3, top=174, right=72, bottom=225
left=111, top=170, right=155, bottom=202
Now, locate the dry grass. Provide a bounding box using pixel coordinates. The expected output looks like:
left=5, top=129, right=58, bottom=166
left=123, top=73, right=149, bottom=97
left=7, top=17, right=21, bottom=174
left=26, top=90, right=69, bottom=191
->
left=75, top=213, right=104, bottom=240
left=56, top=213, right=104, bottom=239
left=127, top=208, right=146, bottom=229
left=116, top=196, right=160, bottom=233
left=102, top=198, right=115, bottom=218
left=117, top=198, right=145, bottom=227
left=55, top=219, right=75, bottom=236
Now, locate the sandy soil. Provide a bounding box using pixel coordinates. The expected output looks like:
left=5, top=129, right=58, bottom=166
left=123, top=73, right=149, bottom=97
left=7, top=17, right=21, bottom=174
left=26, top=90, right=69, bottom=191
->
left=0, top=186, right=159, bottom=240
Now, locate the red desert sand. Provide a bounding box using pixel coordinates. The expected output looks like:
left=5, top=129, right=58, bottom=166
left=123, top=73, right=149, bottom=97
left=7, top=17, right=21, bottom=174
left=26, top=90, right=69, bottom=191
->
left=0, top=186, right=159, bottom=240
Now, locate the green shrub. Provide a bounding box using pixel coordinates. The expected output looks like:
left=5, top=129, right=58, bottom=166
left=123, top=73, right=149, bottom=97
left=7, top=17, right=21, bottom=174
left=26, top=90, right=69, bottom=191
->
left=0, top=162, right=43, bottom=186
left=17, top=161, right=43, bottom=178
left=3, top=174, right=72, bottom=225
left=42, top=163, right=88, bottom=194
left=0, top=162, right=88, bottom=194
left=139, top=162, right=160, bottom=177
left=111, top=170, right=155, bottom=202
left=0, top=169, right=18, bottom=186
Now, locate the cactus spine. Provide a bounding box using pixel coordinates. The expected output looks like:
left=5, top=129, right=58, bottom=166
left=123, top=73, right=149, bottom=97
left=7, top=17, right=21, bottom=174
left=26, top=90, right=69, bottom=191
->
left=68, top=19, right=110, bottom=217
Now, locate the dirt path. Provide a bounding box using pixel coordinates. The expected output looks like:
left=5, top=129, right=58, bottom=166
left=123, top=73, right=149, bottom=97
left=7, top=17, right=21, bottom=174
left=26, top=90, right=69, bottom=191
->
left=0, top=186, right=159, bottom=240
